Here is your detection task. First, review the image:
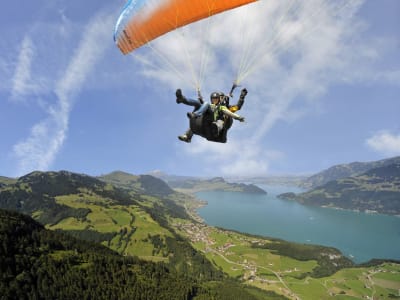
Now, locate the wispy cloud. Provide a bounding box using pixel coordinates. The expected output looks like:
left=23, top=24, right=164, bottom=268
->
left=123, top=0, right=398, bottom=176
left=184, top=138, right=284, bottom=177
left=366, top=131, right=400, bottom=156
left=141, top=0, right=385, bottom=175
left=10, top=36, right=37, bottom=100
left=13, top=13, right=113, bottom=176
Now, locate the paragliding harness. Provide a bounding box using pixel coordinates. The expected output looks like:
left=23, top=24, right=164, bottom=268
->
left=189, top=108, right=233, bottom=143
left=189, top=85, right=238, bottom=143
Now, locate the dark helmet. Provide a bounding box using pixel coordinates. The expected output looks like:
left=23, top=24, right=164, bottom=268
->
left=210, top=91, right=220, bottom=100
left=222, top=95, right=230, bottom=106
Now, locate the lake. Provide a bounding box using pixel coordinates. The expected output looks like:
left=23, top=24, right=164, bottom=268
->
left=196, top=185, right=400, bottom=263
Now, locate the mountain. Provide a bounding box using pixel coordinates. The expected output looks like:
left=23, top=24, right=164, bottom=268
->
left=147, top=170, right=199, bottom=182
left=281, top=162, right=400, bottom=215
left=0, top=170, right=192, bottom=248
left=167, top=176, right=267, bottom=194
left=1, top=170, right=399, bottom=298
left=0, top=170, right=136, bottom=226
left=0, top=175, right=17, bottom=187
left=0, top=170, right=284, bottom=299
left=147, top=171, right=267, bottom=194
left=99, top=171, right=174, bottom=197
left=301, top=156, right=400, bottom=189
left=0, top=208, right=275, bottom=300
left=226, top=175, right=308, bottom=186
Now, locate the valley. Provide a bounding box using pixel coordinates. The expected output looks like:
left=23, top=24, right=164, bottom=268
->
left=1, top=169, right=400, bottom=299
left=174, top=220, right=400, bottom=300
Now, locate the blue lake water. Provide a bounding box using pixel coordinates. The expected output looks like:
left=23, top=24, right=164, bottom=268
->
left=196, top=185, right=400, bottom=263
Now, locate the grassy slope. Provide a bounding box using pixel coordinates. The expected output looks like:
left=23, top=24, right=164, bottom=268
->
left=2, top=171, right=399, bottom=299
left=0, top=176, right=17, bottom=185
left=1, top=208, right=279, bottom=300
left=174, top=220, right=400, bottom=300
left=49, top=191, right=173, bottom=261
left=34, top=190, right=400, bottom=299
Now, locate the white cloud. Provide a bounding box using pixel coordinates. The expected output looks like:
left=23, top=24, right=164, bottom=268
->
left=11, top=36, right=37, bottom=100
left=13, top=13, right=113, bottom=176
left=13, top=119, right=67, bottom=173
left=125, top=0, right=397, bottom=176
left=366, top=131, right=400, bottom=156
left=184, top=138, right=283, bottom=177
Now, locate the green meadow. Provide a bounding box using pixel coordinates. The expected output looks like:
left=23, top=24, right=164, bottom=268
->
left=48, top=192, right=172, bottom=261
left=176, top=220, right=400, bottom=300
left=29, top=183, right=399, bottom=300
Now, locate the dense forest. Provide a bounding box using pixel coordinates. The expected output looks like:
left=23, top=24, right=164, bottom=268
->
left=0, top=171, right=285, bottom=299
left=0, top=209, right=284, bottom=300
left=0, top=171, right=136, bottom=225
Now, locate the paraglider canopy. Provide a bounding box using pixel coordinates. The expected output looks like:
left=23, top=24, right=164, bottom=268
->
left=114, top=0, right=258, bottom=55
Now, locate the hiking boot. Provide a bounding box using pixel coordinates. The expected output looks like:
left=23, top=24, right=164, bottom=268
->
left=176, top=89, right=185, bottom=104
left=178, top=134, right=191, bottom=143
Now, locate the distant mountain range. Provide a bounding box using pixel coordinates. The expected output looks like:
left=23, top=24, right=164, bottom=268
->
left=279, top=158, right=400, bottom=215
left=0, top=176, right=16, bottom=188
left=301, top=156, right=400, bottom=189
left=148, top=172, right=267, bottom=194
left=147, top=170, right=199, bottom=182
left=99, top=171, right=175, bottom=197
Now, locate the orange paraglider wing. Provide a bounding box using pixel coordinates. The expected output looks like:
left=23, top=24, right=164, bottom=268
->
left=114, top=0, right=258, bottom=55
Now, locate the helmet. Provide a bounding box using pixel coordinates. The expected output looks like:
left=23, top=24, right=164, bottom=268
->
left=210, top=91, right=220, bottom=100
left=222, top=95, right=230, bottom=106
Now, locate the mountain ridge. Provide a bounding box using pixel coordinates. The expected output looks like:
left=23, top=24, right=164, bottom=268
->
left=99, top=171, right=175, bottom=197
left=165, top=175, right=267, bottom=194
left=301, top=156, right=400, bottom=189
left=280, top=162, right=400, bottom=215
left=1, top=208, right=273, bottom=300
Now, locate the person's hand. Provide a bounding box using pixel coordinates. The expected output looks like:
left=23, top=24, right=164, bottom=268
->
left=238, top=116, right=245, bottom=122
left=240, top=88, right=248, bottom=98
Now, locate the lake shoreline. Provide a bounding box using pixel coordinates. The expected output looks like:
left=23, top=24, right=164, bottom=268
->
left=191, top=186, right=400, bottom=264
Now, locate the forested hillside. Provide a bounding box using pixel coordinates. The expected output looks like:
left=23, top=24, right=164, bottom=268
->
left=0, top=171, right=283, bottom=299
left=1, top=209, right=279, bottom=300
left=287, top=163, right=400, bottom=215
left=301, top=156, right=400, bottom=189
left=0, top=171, right=135, bottom=225
left=0, top=171, right=207, bottom=271
left=2, top=170, right=400, bottom=299
left=99, top=171, right=175, bottom=197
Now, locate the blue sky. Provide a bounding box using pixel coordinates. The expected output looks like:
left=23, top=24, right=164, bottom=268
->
left=1, top=0, right=399, bottom=178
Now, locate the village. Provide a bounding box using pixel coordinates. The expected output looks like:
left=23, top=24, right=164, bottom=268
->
left=175, top=221, right=263, bottom=272
left=174, top=220, right=400, bottom=300
left=174, top=221, right=302, bottom=300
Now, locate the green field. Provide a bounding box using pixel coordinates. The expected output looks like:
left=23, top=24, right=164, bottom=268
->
left=48, top=192, right=172, bottom=261
left=24, top=180, right=400, bottom=300
left=175, top=220, right=400, bottom=300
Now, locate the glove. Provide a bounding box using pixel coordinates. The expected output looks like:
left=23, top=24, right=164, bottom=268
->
left=240, top=88, right=248, bottom=99
left=237, top=116, right=245, bottom=122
